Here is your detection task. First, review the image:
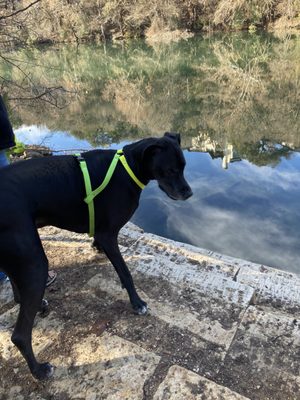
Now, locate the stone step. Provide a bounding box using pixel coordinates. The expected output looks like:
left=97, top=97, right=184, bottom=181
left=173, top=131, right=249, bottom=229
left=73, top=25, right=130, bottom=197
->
left=0, top=306, right=63, bottom=363
left=85, top=271, right=231, bottom=377
left=216, top=305, right=300, bottom=399
left=237, top=264, right=300, bottom=313
left=39, top=222, right=143, bottom=248
left=39, top=223, right=300, bottom=313
left=1, top=311, right=160, bottom=400
left=153, top=365, right=250, bottom=400
left=122, top=228, right=300, bottom=314
left=48, top=332, right=160, bottom=400
left=124, top=233, right=255, bottom=307
left=86, top=272, right=241, bottom=350
left=124, top=231, right=243, bottom=278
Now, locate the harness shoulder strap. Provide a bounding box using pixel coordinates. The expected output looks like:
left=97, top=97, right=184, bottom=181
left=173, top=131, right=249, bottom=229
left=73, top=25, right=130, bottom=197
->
left=75, top=154, right=95, bottom=237
left=118, top=153, right=145, bottom=190
left=76, top=149, right=146, bottom=238
left=84, top=151, right=120, bottom=204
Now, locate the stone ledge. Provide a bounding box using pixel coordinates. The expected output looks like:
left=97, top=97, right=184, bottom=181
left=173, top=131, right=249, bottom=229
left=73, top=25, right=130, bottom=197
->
left=153, top=365, right=250, bottom=400
left=1, top=222, right=300, bottom=399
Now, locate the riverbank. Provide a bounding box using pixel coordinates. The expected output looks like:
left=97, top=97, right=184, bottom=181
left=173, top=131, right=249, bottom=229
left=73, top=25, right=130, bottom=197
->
left=0, top=223, right=299, bottom=399
left=0, top=1, right=299, bottom=47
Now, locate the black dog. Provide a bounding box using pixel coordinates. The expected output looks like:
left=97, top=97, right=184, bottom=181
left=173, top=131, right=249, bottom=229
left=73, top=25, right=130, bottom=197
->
left=0, top=132, right=192, bottom=380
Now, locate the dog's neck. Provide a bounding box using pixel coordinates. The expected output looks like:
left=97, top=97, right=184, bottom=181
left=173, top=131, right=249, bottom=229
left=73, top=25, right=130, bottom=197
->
left=123, top=138, right=157, bottom=186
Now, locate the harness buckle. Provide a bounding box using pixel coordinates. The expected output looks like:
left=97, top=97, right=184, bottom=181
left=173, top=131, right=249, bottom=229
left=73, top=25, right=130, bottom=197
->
left=74, top=153, right=85, bottom=163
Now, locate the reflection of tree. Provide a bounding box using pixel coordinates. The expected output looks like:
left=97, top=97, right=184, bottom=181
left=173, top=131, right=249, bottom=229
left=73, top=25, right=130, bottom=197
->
left=0, top=0, right=41, bottom=45
left=1, top=33, right=300, bottom=155
left=188, top=133, right=295, bottom=168
left=235, top=139, right=293, bottom=167
left=0, top=2, right=73, bottom=109
left=0, top=51, right=73, bottom=110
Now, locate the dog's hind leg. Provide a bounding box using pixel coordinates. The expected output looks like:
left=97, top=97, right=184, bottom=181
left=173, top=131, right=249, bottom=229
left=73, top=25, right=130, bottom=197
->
left=11, top=260, right=54, bottom=380
left=94, top=232, right=148, bottom=315
left=10, top=278, right=49, bottom=317
left=4, top=224, right=54, bottom=380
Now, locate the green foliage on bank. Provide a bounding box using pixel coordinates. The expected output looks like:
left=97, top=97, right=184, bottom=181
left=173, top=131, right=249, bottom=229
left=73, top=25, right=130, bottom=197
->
left=7, top=141, right=25, bottom=156
left=0, top=0, right=299, bottom=46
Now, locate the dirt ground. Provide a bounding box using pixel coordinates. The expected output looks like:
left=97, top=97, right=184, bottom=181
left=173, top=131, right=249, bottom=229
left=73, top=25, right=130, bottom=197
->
left=0, top=242, right=222, bottom=399
left=0, top=225, right=299, bottom=399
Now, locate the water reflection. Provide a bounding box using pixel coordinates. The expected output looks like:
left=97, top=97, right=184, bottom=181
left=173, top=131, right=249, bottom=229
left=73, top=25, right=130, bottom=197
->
left=16, top=125, right=92, bottom=152
left=2, top=32, right=300, bottom=272
left=133, top=150, right=300, bottom=273
left=187, top=135, right=294, bottom=169
left=2, top=32, right=300, bottom=153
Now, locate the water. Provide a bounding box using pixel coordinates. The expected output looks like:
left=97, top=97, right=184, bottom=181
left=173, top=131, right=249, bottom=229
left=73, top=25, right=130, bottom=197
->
left=1, top=32, right=300, bottom=273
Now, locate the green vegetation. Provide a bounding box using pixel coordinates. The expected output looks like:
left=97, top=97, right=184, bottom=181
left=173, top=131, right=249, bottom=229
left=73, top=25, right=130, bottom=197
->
left=7, top=140, right=25, bottom=156
left=0, top=0, right=299, bottom=47
left=1, top=32, right=300, bottom=161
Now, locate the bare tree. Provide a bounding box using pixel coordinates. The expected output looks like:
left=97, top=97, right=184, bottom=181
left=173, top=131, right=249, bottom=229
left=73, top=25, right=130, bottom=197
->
left=0, top=1, right=72, bottom=107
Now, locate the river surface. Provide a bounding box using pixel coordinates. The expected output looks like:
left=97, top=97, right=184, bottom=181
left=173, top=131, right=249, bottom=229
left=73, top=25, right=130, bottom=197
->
left=2, top=32, right=300, bottom=273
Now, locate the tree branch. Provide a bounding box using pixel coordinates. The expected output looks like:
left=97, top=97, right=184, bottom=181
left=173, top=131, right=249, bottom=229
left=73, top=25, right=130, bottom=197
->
left=0, top=0, right=42, bottom=21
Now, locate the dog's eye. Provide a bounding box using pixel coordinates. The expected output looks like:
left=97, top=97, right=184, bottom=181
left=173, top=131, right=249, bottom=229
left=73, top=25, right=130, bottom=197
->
left=168, top=168, right=178, bottom=175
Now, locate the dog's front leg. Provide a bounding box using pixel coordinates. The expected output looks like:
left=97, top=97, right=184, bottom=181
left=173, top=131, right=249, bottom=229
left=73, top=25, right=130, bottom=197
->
left=94, top=233, right=148, bottom=315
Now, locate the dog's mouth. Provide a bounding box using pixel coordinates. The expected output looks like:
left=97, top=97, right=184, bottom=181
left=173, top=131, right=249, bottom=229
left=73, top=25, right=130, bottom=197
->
left=158, top=184, right=193, bottom=201
left=166, top=192, right=180, bottom=201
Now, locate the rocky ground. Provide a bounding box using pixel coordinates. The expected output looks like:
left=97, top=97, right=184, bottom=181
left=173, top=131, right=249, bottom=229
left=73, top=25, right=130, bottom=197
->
left=0, top=223, right=300, bottom=400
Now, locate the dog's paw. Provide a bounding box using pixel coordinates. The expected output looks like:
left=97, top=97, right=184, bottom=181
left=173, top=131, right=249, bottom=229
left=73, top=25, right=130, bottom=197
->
left=133, top=300, right=148, bottom=315
left=32, top=362, right=54, bottom=380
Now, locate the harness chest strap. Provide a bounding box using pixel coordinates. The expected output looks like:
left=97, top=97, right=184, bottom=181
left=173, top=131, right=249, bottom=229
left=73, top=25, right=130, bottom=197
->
left=76, top=149, right=145, bottom=237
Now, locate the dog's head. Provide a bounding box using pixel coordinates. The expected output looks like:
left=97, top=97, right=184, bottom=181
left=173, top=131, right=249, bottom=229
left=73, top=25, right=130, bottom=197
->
left=144, top=132, right=193, bottom=201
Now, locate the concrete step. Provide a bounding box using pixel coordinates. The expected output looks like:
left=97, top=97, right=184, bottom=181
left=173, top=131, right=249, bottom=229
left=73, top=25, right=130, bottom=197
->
left=121, top=226, right=300, bottom=314
left=48, top=332, right=160, bottom=400
left=153, top=365, right=250, bottom=400
left=37, top=223, right=300, bottom=315
left=216, top=305, right=300, bottom=399
left=237, top=264, right=300, bottom=313
left=124, top=233, right=255, bottom=307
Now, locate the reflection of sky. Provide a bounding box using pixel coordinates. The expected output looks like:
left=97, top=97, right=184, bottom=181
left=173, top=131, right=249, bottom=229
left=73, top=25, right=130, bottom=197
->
left=15, top=126, right=300, bottom=273
left=134, top=151, right=300, bottom=274
left=15, top=125, right=92, bottom=152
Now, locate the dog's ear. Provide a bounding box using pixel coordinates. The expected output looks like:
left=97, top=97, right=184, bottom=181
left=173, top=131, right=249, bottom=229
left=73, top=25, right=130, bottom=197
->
left=141, top=139, right=165, bottom=167
left=164, top=132, right=181, bottom=146
left=143, top=140, right=163, bottom=157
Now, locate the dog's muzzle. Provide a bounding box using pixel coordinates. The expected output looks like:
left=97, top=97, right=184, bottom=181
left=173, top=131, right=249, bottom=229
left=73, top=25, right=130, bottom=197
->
left=181, top=186, right=193, bottom=200
left=159, top=183, right=193, bottom=201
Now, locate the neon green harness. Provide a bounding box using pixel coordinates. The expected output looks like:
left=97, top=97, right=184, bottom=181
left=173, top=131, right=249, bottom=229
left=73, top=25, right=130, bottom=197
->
left=76, top=149, right=145, bottom=237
